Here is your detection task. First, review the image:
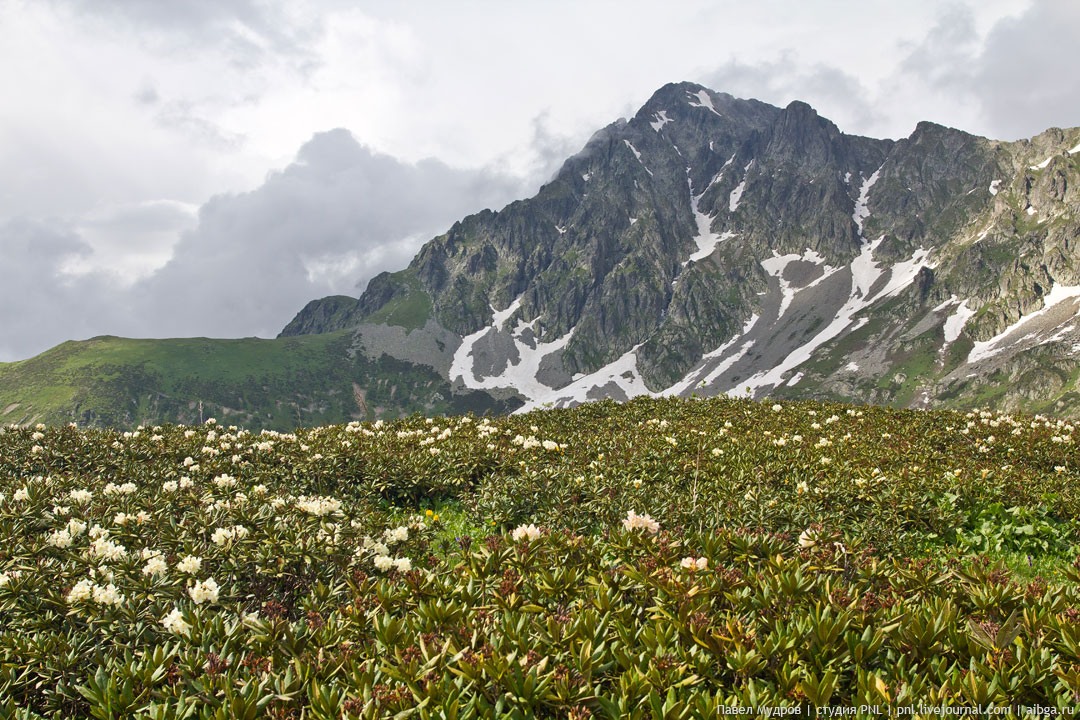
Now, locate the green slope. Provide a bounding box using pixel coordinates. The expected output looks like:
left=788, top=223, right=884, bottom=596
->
left=0, top=332, right=516, bottom=430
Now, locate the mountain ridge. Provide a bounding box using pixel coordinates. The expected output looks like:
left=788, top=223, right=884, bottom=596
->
left=282, top=80, right=1080, bottom=416
left=3, top=81, right=1080, bottom=428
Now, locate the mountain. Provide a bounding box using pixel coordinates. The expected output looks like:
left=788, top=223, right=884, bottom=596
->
left=4, top=81, right=1080, bottom=428
left=283, top=81, right=1080, bottom=417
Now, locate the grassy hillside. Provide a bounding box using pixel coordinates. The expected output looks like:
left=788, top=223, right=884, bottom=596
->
left=3, top=396, right=1080, bottom=714
left=0, top=332, right=515, bottom=430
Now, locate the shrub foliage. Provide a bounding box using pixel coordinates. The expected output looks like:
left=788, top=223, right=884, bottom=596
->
left=1, top=396, right=1079, bottom=716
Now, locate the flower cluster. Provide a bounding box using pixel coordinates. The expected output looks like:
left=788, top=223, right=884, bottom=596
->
left=622, top=510, right=660, bottom=534
left=511, top=524, right=543, bottom=541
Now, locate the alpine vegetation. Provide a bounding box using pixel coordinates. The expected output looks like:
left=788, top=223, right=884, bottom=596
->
left=2, top=395, right=1080, bottom=714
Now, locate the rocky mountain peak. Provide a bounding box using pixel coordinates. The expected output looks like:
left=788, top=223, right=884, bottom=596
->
left=278, top=84, right=1080, bottom=419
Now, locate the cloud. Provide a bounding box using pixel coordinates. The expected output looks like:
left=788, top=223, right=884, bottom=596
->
left=897, top=0, right=1080, bottom=140
left=0, top=218, right=116, bottom=361
left=969, top=0, right=1080, bottom=139
left=61, top=200, right=198, bottom=283
left=699, top=53, right=882, bottom=136
left=131, top=129, right=525, bottom=339
left=0, top=129, right=527, bottom=360
left=49, top=0, right=325, bottom=70
left=154, top=101, right=248, bottom=151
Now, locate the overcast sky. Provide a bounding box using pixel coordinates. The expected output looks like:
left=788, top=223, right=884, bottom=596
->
left=2, top=0, right=1077, bottom=361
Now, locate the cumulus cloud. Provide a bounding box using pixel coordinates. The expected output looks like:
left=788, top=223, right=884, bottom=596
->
left=0, top=129, right=526, bottom=360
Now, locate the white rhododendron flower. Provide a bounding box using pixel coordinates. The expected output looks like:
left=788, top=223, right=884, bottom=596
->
left=296, top=496, right=342, bottom=517
left=213, top=474, right=237, bottom=489
left=161, top=608, right=190, bottom=634
left=680, top=557, right=708, bottom=571
left=188, top=577, right=220, bottom=604
left=66, top=578, right=94, bottom=602
left=92, top=583, right=124, bottom=606
left=177, top=555, right=202, bottom=574
left=511, top=524, right=542, bottom=542
left=373, top=555, right=393, bottom=571
left=622, top=510, right=660, bottom=534
left=68, top=489, right=93, bottom=504
left=393, top=557, right=412, bottom=572
left=89, top=537, right=127, bottom=561
left=48, top=529, right=73, bottom=548
left=799, top=529, right=818, bottom=548
left=384, top=526, right=409, bottom=544
left=143, top=556, right=168, bottom=575
left=212, top=525, right=248, bottom=545
left=162, top=480, right=178, bottom=492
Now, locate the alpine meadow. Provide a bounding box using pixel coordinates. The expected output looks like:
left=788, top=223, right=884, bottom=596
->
left=3, top=397, right=1080, bottom=715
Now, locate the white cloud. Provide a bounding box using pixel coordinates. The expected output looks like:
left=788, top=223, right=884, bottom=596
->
left=0, top=129, right=525, bottom=359
left=60, top=200, right=198, bottom=283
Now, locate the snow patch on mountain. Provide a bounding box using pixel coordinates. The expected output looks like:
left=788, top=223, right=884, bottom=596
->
left=685, top=169, right=732, bottom=263
left=687, top=232, right=735, bottom=264
left=943, top=300, right=975, bottom=343
left=761, top=249, right=833, bottom=318
left=729, top=181, right=746, bottom=212
left=515, top=345, right=651, bottom=413
left=1040, top=324, right=1076, bottom=347
left=735, top=239, right=931, bottom=396
left=968, top=284, right=1080, bottom=363
left=853, top=168, right=882, bottom=237
left=664, top=315, right=760, bottom=396
left=687, top=89, right=721, bottom=116
left=451, top=297, right=577, bottom=400
left=650, top=111, right=672, bottom=132
left=491, top=297, right=522, bottom=330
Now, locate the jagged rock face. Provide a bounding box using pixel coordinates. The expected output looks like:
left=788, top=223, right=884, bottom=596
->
left=279, top=296, right=360, bottom=337
left=283, top=82, right=1080, bottom=417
